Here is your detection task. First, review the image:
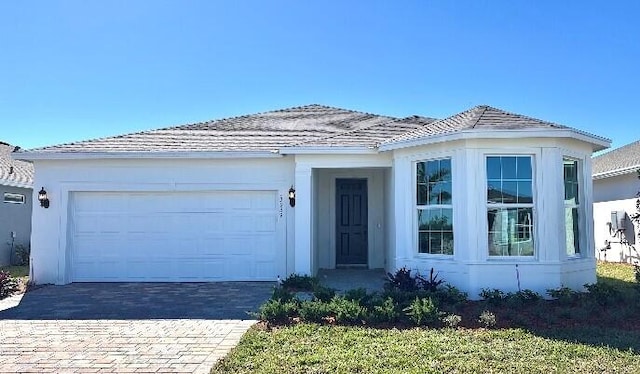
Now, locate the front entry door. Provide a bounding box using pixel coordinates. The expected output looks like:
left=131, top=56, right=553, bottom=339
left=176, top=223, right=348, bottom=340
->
left=336, top=179, right=368, bottom=265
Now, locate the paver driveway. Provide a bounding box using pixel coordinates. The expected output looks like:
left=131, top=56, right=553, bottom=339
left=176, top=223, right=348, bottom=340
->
left=0, top=282, right=273, bottom=373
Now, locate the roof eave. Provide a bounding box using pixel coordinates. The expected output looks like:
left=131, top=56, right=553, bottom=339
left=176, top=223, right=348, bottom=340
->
left=379, top=129, right=611, bottom=152
left=0, top=178, right=33, bottom=189
left=14, top=150, right=284, bottom=161
left=593, top=165, right=640, bottom=180
left=278, top=146, right=379, bottom=155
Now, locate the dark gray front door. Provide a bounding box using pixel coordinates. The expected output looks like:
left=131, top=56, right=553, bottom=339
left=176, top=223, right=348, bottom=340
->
left=336, top=179, right=368, bottom=265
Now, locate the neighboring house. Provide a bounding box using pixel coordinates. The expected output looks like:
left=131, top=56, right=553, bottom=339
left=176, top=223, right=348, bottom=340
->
left=592, top=139, right=640, bottom=263
left=15, top=104, right=609, bottom=296
left=0, top=141, right=33, bottom=266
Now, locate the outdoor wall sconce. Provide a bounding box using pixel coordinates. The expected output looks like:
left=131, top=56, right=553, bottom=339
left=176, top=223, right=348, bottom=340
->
left=38, top=187, right=50, bottom=208
left=288, top=186, right=296, bottom=207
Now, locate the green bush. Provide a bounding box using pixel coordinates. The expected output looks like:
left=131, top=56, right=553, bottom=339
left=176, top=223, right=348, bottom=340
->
left=0, top=271, right=19, bottom=299
left=478, top=310, right=497, bottom=328
left=434, top=285, right=468, bottom=307
left=271, top=286, right=295, bottom=302
left=342, top=288, right=369, bottom=302
left=547, top=286, right=580, bottom=305
left=281, top=274, right=318, bottom=291
left=14, top=244, right=30, bottom=266
left=257, top=299, right=298, bottom=322
left=299, top=301, right=331, bottom=323
left=312, top=285, right=336, bottom=302
left=403, top=297, right=441, bottom=326
left=584, top=282, right=622, bottom=306
left=479, top=288, right=507, bottom=306
left=329, top=296, right=367, bottom=324
left=369, top=297, right=400, bottom=323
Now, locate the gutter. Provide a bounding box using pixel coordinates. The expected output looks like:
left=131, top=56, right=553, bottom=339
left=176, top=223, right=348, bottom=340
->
left=13, top=150, right=285, bottom=161
left=593, top=165, right=640, bottom=180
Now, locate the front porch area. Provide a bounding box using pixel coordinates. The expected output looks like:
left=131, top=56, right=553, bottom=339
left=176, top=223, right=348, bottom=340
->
left=317, top=269, right=387, bottom=292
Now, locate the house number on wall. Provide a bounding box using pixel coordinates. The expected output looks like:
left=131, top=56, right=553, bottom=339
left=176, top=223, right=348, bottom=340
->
left=279, top=195, right=284, bottom=217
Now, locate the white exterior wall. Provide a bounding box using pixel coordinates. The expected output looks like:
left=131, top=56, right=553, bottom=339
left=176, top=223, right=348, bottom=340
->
left=593, top=173, right=639, bottom=263
left=30, top=157, right=295, bottom=285
left=594, top=173, right=638, bottom=203
left=390, top=137, right=597, bottom=298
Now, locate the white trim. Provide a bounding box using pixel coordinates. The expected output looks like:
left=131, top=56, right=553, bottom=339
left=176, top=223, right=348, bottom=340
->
left=280, top=146, right=378, bottom=155
left=14, top=151, right=284, bottom=161
left=592, top=165, right=640, bottom=180
left=380, top=129, right=610, bottom=152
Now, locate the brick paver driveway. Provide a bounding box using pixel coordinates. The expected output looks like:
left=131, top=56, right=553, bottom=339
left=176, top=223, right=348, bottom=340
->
left=0, top=282, right=273, bottom=373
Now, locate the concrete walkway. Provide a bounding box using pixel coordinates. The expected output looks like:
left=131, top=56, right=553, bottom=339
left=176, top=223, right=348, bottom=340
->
left=0, top=282, right=274, bottom=373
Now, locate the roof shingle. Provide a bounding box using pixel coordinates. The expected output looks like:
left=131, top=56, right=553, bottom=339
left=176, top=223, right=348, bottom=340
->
left=0, top=142, right=33, bottom=187
left=592, top=139, right=640, bottom=176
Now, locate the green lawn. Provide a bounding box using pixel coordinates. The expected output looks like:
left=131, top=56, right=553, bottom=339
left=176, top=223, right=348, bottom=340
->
left=213, top=262, right=640, bottom=373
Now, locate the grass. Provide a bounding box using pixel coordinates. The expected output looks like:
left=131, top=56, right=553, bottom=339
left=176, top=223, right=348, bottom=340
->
left=213, top=262, right=640, bottom=373
left=213, top=324, right=640, bottom=373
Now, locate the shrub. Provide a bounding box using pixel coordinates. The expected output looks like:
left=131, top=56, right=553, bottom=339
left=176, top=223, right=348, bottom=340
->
left=256, top=299, right=298, bottom=322
left=343, top=288, right=369, bottom=302
left=281, top=274, right=318, bottom=291
left=312, top=285, right=336, bottom=302
left=271, top=286, right=295, bottom=302
left=478, top=310, right=497, bottom=328
left=404, top=297, right=441, bottom=326
left=386, top=267, right=420, bottom=292
left=434, top=285, right=468, bottom=308
left=441, top=313, right=462, bottom=328
left=299, top=301, right=331, bottom=323
left=329, top=296, right=367, bottom=324
left=418, top=268, right=444, bottom=292
left=584, top=282, right=622, bottom=306
left=479, top=288, right=507, bottom=306
left=369, top=297, right=400, bottom=323
left=0, top=271, right=20, bottom=299
left=14, top=244, right=30, bottom=266
left=547, top=286, right=580, bottom=305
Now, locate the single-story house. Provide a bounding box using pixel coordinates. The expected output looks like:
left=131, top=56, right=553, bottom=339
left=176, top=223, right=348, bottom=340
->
left=592, top=139, right=640, bottom=263
left=16, top=104, right=609, bottom=296
left=0, top=141, right=33, bottom=266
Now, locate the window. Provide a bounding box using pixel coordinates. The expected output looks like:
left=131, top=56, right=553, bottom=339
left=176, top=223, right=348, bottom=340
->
left=3, top=193, right=25, bottom=204
left=486, top=156, right=534, bottom=256
left=564, top=158, right=580, bottom=255
left=417, top=158, right=453, bottom=255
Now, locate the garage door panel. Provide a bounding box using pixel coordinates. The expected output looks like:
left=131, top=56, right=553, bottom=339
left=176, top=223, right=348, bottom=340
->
left=70, top=191, right=285, bottom=282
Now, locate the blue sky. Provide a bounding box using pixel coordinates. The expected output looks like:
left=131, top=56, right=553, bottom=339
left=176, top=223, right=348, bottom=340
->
left=1, top=1, right=638, bottom=150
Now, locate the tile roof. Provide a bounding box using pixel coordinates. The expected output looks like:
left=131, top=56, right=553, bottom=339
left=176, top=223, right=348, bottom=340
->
left=592, top=139, right=640, bottom=176
left=25, top=105, right=395, bottom=153
left=289, top=115, right=437, bottom=148
left=0, top=142, right=33, bottom=187
left=18, top=104, right=600, bottom=156
left=383, top=105, right=567, bottom=145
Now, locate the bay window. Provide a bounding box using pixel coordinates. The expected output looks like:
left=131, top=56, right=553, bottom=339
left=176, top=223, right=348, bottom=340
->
left=417, top=158, right=453, bottom=255
left=486, top=156, right=534, bottom=256
left=564, top=158, right=581, bottom=256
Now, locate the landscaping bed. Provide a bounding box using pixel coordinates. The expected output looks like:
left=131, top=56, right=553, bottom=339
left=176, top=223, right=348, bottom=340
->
left=0, top=265, right=29, bottom=297
left=213, top=262, right=640, bottom=373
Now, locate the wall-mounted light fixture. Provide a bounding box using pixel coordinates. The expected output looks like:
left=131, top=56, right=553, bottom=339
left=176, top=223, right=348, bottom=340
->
left=288, top=186, right=296, bottom=207
left=38, top=187, right=50, bottom=208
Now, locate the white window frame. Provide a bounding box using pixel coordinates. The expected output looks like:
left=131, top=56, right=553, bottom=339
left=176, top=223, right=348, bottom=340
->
left=3, top=192, right=25, bottom=204
left=563, top=156, right=583, bottom=258
left=485, top=154, right=537, bottom=259
left=415, top=156, right=454, bottom=257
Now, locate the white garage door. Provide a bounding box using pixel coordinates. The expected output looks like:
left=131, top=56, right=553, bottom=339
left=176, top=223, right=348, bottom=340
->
left=70, top=191, right=285, bottom=282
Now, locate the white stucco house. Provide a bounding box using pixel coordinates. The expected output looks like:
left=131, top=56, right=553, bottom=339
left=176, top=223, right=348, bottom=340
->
left=1, top=141, right=33, bottom=266
left=16, top=104, right=610, bottom=296
left=592, top=139, right=640, bottom=263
